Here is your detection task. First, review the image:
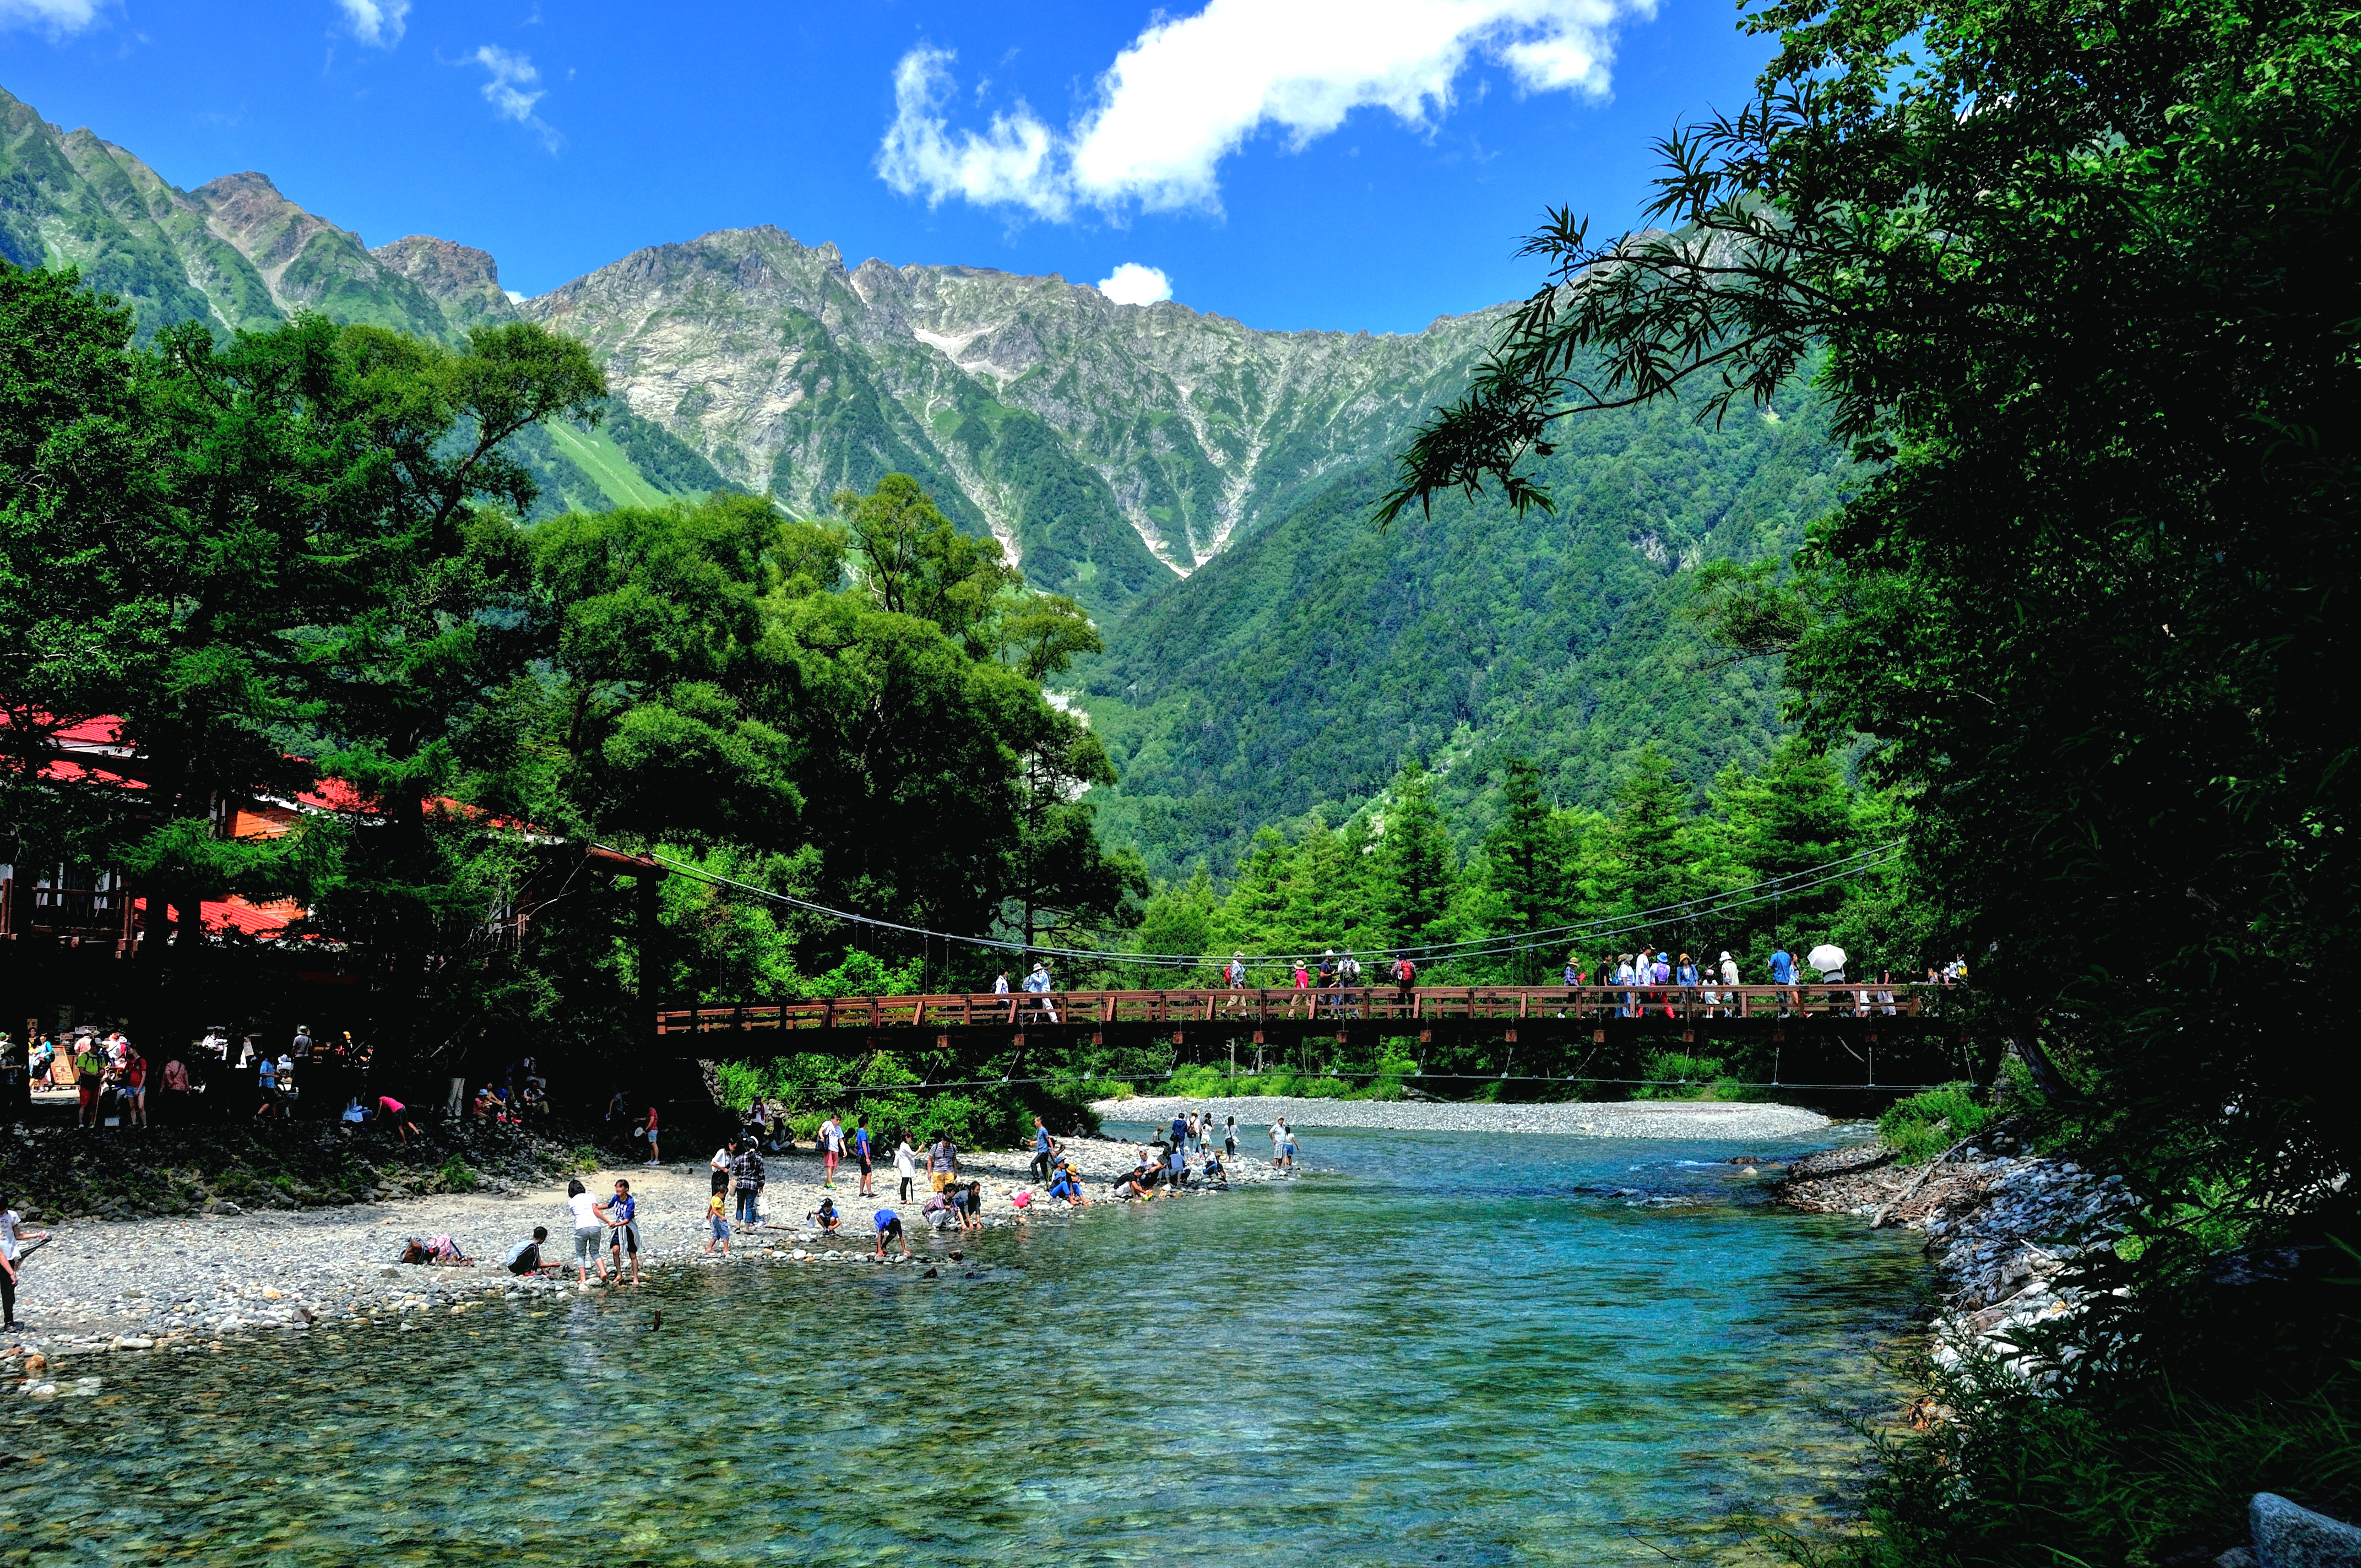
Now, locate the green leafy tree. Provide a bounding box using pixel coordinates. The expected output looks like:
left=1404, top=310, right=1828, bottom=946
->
left=835, top=473, right=1018, bottom=659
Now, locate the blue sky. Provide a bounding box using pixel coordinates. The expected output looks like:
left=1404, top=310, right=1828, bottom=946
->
left=0, top=0, right=1777, bottom=334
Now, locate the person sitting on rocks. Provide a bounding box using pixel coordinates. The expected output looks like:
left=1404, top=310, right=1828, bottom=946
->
left=1047, top=1157, right=1089, bottom=1205
left=808, top=1197, right=842, bottom=1235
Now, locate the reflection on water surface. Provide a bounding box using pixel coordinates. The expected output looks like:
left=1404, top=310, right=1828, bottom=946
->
left=2, top=1124, right=1923, bottom=1566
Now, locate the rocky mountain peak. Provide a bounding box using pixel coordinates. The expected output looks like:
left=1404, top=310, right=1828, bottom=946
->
left=371, top=235, right=515, bottom=328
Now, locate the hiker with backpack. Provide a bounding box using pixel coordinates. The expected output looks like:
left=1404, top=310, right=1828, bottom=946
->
left=1391, top=953, right=1416, bottom=1007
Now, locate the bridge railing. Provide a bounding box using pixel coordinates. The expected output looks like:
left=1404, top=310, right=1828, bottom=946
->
left=655, top=983, right=1948, bottom=1037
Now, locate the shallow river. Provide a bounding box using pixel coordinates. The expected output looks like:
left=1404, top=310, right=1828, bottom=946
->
left=2, top=1124, right=1924, bottom=1566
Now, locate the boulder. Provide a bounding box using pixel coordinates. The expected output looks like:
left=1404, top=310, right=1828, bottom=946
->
left=2253, top=1493, right=2361, bottom=1568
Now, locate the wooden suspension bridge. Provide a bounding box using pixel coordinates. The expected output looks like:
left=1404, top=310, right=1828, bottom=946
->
left=659, top=983, right=1961, bottom=1054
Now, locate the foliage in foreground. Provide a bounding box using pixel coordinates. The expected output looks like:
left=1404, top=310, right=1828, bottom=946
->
left=1802, top=1351, right=2360, bottom=1568
left=1387, top=0, right=2361, bottom=1550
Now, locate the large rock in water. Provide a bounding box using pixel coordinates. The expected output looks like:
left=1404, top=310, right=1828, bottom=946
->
left=2254, top=1493, right=2361, bottom=1567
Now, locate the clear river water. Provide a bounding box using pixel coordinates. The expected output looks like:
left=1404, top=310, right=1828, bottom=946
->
left=1, top=1122, right=1925, bottom=1566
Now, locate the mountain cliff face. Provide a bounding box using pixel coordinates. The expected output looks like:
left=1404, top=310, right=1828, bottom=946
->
left=0, top=88, right=476, bottom=341
left=522, top=226, right=1504, bottom=614
left=1, top=80, right=1854, bottom=874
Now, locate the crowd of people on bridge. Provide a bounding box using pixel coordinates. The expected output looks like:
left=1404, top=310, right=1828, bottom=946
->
left=965, top=944, right=1968, bottom=1014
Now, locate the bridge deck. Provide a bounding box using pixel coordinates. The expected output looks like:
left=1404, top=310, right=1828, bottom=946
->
left=658, top=983, right=1956, bottom=1046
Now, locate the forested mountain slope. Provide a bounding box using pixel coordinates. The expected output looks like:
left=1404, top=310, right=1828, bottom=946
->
left=1, top=79, right=1857, bottom=878
left=0, top=84, right=715, bottom=518
left=1077, top=389, right=1857, bottom=879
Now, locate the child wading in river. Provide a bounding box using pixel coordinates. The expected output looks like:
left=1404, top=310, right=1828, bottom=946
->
left=605, top=1179, right=642, bottom=1287
left=704, top=1186, right=729, bottom=1256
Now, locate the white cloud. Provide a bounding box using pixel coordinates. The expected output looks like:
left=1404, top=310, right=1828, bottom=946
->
left=878, top=47, right=1070, bottom=221
left=334, top=0, right=408, bottom=48
left=879, top=0, right=1650, bottom=220
left=1097, top=263, right=1173, bottom=306
left=0, top=0, right=103, bottom=36
left=468, top=44, right=562, bottom=150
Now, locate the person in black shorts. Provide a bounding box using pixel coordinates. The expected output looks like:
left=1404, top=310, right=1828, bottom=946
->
left=873, top=1207, right=910, bottom=1258
left=605, top=1179, right=642, bottom=1287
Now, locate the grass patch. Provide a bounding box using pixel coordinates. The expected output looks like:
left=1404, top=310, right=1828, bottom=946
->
left=1877, top=1082, right=1996, bottom=1164
left=437, top=1153, right=480, bottom=1193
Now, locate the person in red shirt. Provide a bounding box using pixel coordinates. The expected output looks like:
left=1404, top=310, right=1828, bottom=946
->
left=120, top=1048, right=148, bottom=1127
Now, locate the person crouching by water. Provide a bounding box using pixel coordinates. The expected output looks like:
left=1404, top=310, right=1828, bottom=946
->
left=505, top=1226, right=557, bottom=1277
left=874, top=1206, right=911, bottom=1259
left=565, top=1179, right=609, bottom=1284
left=808, top=1196, right=841, bottom=1235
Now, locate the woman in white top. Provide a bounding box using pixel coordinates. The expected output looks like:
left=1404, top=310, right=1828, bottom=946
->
left=565, top=1179, right=609, bottom=1283
left=894, top=1136, right=919, bottom=1203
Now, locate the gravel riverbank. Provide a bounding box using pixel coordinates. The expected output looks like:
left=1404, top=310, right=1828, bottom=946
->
left=2, top=1134, right=1271, bottom=1376
left=1097, top=1094, right=1832, bottom=1142
left=1771, top=1129, right=2137, bottom=1377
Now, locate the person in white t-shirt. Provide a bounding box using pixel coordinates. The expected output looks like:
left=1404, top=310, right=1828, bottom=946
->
left=893, top=1135, right=918, bottom=1204
left=819, top=1115, right=845, bottom=1189
left=565, top=1179, right=610, bottom=1283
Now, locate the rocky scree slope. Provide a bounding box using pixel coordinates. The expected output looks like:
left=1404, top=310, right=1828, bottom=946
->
left=523, top=225, right=1506, bottom=614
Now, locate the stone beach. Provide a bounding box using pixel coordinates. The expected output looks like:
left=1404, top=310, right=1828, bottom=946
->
left=1098, top=1093, right=1831, bottom=1142
left=3, top=1131, right=1268, bottom=1381
left=1771, top=1131, right=2138, bottom=1376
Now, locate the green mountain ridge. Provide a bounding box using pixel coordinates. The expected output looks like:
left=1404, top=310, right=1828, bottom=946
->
left=2, top=79, right=1854, bottom=879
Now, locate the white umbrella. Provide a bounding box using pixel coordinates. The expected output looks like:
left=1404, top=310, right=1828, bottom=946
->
left=1807, top=943, right=1848, bottom=973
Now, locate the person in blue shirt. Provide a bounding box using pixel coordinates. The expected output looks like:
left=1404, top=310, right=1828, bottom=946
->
left=854, top=1116, right=875, bottom=1198
left=873, top=1206, right=910, bottom=1259
left=1770, top=945, right=1796, bottom=988
left=604, top=1179, right=641, bottom=1287
left=1030, top=1115, right=1055, bottom=1185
